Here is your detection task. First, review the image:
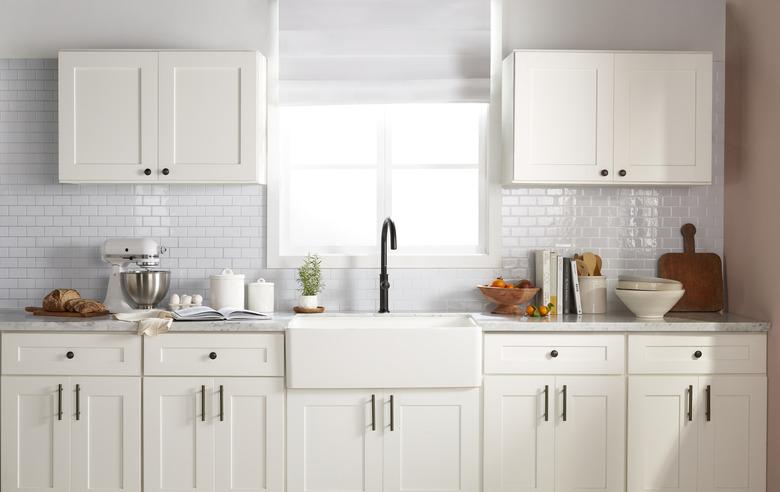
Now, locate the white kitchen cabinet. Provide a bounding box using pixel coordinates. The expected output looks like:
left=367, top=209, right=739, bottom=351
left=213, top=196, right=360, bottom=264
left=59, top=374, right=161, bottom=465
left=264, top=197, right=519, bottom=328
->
left=614, top=53, right=712, bottom=184
left=144, top=377, right=284, bottom=492
left=628, top=375, right=766, bottom=492
left=1, top=376, right=70, bottom=492
left=59, top=51, right=158, bottom=182
left=71, top=378, right=141, bottom=492
left=159, top=52, right=265, bottom=182
left=483, top=375, right=624, bottom=492
left=383, top=389, right=480, bottom=492
left=59, top=50, right=266, bottom=183
left=1, top=376, right=140, bottom=492
left=287, top=389, right=383, bottom=492
left=503, top=50, right=713, bottom=185
left=214, top=378, right=284, bottom=492
left=503, top=51, right=614, bottom=184
left=483, top=376, right=555, bottom=492
left=144, top=378, right=215, bottom=492
left=698, top=377, right=766, bottom=492
left=287, top=388, right=479, bottom=492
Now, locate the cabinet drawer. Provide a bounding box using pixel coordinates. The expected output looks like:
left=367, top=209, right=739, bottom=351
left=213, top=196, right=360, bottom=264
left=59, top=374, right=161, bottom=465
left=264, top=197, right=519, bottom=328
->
left=144, top=333, right=284, bottom=376
left=1, top=333, right=141, bottom=375
left=484, top=334, right=625, bottom=374
left=628, top=334, right=766, bottom=374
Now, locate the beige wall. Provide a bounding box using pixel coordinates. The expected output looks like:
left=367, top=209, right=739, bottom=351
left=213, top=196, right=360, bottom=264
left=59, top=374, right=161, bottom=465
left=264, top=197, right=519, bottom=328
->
left=724, top=0, right=780, bottom=486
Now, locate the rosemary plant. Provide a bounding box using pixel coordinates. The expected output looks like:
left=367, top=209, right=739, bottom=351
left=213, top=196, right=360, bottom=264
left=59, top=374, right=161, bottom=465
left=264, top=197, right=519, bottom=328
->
left=297, top=254, right=323, bottom=296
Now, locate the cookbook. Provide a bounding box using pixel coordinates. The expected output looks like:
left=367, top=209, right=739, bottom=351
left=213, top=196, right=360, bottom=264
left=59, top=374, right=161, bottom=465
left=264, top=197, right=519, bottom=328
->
left=172, top=306, right=271, bottom=321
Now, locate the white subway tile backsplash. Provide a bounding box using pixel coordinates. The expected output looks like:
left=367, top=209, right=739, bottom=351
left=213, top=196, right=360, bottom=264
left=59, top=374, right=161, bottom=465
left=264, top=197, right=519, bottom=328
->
left=0, top=59, right=725, bottom=312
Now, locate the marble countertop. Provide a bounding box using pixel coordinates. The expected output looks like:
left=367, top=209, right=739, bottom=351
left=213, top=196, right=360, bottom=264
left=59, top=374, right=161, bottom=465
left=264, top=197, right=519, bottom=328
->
left=0, top=309, right=769, bottom=333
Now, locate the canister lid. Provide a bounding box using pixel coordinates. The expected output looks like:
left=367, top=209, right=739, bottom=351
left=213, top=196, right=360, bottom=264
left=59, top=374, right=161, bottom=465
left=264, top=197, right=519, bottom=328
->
left=250, top=277, right=274, bottom=286
left=211, top=268, right=245, bottom=279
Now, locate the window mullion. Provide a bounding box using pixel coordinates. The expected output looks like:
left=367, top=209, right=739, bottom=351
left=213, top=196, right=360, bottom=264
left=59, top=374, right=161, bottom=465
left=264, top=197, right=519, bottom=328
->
left=381, top=106, right=393, bottom=222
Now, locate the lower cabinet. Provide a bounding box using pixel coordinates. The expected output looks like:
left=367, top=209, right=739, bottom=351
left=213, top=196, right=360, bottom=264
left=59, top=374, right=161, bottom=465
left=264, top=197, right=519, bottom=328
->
left=483, top=375, right=625, bottom=492
left=0, top=376, right=141, bottom=492
left=144, top=377, right=284, bottom=492
left=628, top=375, right=767, bottom=492
left=287, top=388, right=480, bottom=492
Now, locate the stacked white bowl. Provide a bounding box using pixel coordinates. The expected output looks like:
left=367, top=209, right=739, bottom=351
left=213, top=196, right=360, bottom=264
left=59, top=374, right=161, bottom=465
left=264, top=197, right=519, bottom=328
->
left=615, top=275, right=685, bottom=319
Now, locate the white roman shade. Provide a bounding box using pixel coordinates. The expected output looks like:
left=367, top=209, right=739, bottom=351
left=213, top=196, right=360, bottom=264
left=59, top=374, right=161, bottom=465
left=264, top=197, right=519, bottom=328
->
left=279, top=0, right=491, bottom=105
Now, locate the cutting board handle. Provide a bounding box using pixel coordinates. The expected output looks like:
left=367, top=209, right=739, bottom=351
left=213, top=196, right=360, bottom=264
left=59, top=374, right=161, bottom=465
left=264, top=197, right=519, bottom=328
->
left=681, top=223, right=697, bottom=254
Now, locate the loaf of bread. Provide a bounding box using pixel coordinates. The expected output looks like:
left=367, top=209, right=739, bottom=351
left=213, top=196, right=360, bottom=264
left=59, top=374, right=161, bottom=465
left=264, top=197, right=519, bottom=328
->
left=67, top=299, right=106, bottom=314
left=42, top=289, right=81, bottom=312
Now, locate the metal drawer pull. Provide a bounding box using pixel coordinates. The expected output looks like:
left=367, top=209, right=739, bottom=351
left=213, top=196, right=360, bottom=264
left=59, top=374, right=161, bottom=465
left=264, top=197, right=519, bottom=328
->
left=66, top=351, right=75, bottom=359
left=706, top=384, right=711, bottom=422
left=687, top=385, right=693, bottom=421
left=694, top=350, right=703, bottom=359
left=544, top=385, right=549, bottom=422
left=57, top=384, right=63, bottom=421
left=371, top=394, right=376, bottom=431
left=75, top=384, right=80, bottom=421
left=209, top=352, right=217, bottom=360
left=219, top=385, right=224, bottom=422
left=389, top=394, right=395, bottom=431
left=562, top=385, right=567, bottom=422
left=550, top=350, right=559, bottom=358
left=201, top=385, right=206, bottom=422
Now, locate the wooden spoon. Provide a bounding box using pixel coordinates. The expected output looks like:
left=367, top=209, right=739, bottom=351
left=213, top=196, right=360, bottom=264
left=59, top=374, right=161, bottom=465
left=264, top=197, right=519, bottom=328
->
left=582, top=252, right=598, bottom=276
left=594, top=255, right=603, bottom=276
left=575, top=259, right=589, bottom=277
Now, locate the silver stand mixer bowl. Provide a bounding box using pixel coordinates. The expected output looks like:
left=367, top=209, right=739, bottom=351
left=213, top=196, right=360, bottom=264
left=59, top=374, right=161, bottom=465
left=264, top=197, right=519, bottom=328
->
left=120, top=270, right=171, bottom=309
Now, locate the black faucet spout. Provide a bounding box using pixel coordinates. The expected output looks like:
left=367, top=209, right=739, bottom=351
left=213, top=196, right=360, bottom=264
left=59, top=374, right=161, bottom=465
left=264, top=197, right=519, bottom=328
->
left=379, top=218, right=397, bottom=313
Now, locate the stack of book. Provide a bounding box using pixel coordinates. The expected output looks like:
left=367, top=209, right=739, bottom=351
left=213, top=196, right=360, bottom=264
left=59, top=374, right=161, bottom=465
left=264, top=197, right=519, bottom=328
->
left=534, top=250, right=582, bottom=315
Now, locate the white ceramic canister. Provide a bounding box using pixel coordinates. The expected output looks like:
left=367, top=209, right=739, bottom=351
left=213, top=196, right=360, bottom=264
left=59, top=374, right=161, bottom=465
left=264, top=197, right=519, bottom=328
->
left=210, top=269, right=245, bottom=309
left=579, top=276, right=607, bottom=314
left=248, top=278, right=275, bottom=313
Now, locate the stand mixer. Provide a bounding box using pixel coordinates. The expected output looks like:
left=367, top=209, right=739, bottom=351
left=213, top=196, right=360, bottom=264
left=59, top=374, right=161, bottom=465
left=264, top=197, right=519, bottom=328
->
left=102, top=238, right=170, bottom=313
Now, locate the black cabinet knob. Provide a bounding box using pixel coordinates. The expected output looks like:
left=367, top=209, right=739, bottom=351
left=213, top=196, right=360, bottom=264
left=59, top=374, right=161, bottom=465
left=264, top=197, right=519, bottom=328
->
left=209, top=352, right=218, bottom=360
left=600, top=169, right=609, bottom=177
left=619, top=169, right=627, bottom=177
left=162, top=168, right=170, bottom=176
left=550, top=350, right=559, bottom=358
left=694, top=350, right=703, bottom=359
left=66, top=351, right=74, bottom=359
left=144, top=168, right=152, bottom=176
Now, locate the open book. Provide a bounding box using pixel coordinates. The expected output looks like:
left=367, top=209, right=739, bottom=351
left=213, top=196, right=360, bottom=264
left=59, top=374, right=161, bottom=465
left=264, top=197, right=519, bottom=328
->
left=172, top=306, right=271, bottom=321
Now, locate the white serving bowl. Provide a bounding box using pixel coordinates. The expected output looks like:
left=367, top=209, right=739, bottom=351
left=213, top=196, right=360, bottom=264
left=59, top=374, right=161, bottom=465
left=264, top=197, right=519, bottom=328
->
left=615, top=288, right=685, bottom=319
left=617, top=275, right=683, bottom=291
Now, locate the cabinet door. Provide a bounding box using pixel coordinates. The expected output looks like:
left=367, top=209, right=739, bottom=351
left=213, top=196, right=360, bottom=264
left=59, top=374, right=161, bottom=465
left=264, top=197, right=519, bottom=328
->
left=59, top=51, right=158, bottom=182
left=71, top=377, right=141, bottom=492
left=214, top=378, right=284, bottom=492
left=628, top=376, right=698, bottom=492
left=698, top=376, right=766, bottom=492
left=159, top=51, right=265, bottom=183
left=510, top=51, right=614, bottom=184
left=383, top=388, right=479, bottom=492
left=555, top=376, right=625, bottom=492
left=484, top=376, right=555, bottom=492
left=1, top=377, right=70, bottom=492
left=614, top=53, right=712, bottom=184
left=144, top=378, right=214, bottom=492
left=287, top=389, right=382, bottom=492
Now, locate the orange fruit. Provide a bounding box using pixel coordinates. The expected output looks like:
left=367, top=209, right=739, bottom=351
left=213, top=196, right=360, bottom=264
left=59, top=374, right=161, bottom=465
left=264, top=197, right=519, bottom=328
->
left=525, top=305, right=536, bottom=316
left=538, top=305, right=549, bottom=316
left=490, top=277, right=507, bottom=288
left=505, top=283, right=514, bottom=289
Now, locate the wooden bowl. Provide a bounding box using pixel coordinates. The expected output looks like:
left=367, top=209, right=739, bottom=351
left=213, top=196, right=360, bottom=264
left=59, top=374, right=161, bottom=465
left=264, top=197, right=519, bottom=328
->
left=478, top=285, right=540, bottom=315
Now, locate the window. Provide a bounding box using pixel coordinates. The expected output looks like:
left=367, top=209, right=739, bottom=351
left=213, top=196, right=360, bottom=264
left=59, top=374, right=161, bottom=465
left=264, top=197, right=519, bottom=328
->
left=271, top=103, right=492, bottom=267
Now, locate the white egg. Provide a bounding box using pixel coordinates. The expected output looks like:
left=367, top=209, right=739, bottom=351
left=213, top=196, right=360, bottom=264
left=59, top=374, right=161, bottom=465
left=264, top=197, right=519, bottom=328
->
left=170, top=294, right=180, bottom=304
left=192, top=294, right=203, bottom=305
left=181, top=295, right=192, bottom=305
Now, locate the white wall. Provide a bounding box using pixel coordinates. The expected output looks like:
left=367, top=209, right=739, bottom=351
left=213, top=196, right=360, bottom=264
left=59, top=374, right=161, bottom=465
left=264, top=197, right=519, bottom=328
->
left=0, top=0, right=273, bottom=58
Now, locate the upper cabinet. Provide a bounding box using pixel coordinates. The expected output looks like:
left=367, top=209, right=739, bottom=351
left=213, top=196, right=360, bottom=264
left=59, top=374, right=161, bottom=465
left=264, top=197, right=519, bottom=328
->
left=503, top=50, right=713, bottom=185
left=59, top=50, right=267, bottom=183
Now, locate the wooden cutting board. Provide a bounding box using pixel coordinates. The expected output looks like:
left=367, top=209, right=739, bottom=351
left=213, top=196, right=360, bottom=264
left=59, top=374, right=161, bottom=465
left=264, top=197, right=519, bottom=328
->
left=25, top=307, right=110, bottom=318
left=658, top=223, right=723, bottom=312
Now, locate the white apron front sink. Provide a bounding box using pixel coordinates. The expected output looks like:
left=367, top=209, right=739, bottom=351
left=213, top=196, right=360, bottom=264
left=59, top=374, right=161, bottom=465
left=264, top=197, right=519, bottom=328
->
left=285, top=314, right=482, bottom=388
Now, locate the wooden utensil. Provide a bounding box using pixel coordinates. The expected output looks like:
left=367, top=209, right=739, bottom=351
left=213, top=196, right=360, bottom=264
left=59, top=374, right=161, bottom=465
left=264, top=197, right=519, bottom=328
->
left=658, top=223, right=723, bottom=312
left=583, top=252, right=598, bottom=276
left=594, top=255, right=603, bottom=276
left=575, top=259, right=589, bottom=277
left=25, top=307, right=110, bottom=318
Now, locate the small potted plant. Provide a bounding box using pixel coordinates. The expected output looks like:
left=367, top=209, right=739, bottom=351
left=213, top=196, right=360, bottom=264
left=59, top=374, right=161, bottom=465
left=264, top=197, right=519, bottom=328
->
left=297, top=254, right=323, bottom=309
